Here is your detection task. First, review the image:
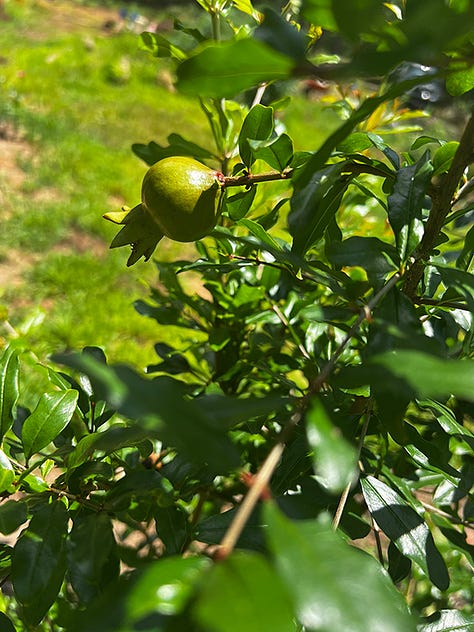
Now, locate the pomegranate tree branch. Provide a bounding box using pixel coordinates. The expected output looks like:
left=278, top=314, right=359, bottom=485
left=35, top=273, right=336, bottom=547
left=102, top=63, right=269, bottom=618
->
left=404, top=106, right=474, bottom=298
left=217, top=271, right=401, bottom=558
left=222, top=162, right=393, bottom=189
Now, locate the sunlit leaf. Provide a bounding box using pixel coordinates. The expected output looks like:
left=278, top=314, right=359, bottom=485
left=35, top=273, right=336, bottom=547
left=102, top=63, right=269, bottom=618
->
left=361, top=476, right=449, bottom=590
left=0, top=346, right=19, bottom=442
left=22, top=390, right=79, bottom=460
left=0, top=449, right=14, bottom=493
left=194, top=552, right=295, bottom=632
left=306, top=398, right=357, bottom=493
left=418, top=609, right=474, bottom=631
left=265, top=502, right=417, bottom=631
left=238, top=104, right=274, bottom=167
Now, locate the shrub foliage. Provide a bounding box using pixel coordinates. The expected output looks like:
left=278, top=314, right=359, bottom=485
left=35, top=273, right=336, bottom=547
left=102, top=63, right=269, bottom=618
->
left=1, top=1, right=473, bottom=630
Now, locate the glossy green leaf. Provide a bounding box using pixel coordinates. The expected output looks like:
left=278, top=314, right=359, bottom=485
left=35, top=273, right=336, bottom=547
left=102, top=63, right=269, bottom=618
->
left=387, top=153, right=432, bottom=261
left=177, top=39, right=293, bottom=98
left=289, top=162, right=353, bottom=256
left=226, top=187, right=257, bottom=221
left=446, top=62, right=474, bottom=96
left=0, top=345, right=19, bottom=442
left=238, top=104, right=274, bottom=168
left=251, top=133, right=294, bottom=171
left=361, top=476, right=449, bottom=590
left=0, top=499, right=27, bottom=534
left=435, top=265, right=474, bottom=310
left=67, top=512, right=119, bottom=604
left=22, top=389, right=79, bottom=460
left=0, top=448, right=14, bottom=493
left=306, top=398, right=357, bottom=493
left=432, top=142, right=459, bottom=175
left=236, top=217, right=283, bottom=252
left=265, top=502, right=417, bottom=631
left=418, top=609, right=474, bottom=631
left=12, top=500, right=68, bottom=625
left=326, top=236, right=399, bottom=284
left=194, top=552, right=295, bottom=632
left=139, top=31, right=186, bottom=61
left=67, top=425, right=150, bottom=470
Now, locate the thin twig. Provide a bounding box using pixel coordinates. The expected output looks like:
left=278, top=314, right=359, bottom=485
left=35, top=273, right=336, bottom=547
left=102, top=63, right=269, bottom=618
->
left=332, top=405, right=372, bottom=530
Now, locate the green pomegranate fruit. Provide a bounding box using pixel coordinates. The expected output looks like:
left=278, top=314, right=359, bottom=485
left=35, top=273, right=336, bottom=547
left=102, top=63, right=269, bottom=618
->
left=141, top=156, right=225, bottom=242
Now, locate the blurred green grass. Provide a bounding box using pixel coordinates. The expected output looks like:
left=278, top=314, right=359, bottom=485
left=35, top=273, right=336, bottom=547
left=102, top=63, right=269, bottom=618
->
left=0, top=0, right=340, bottom=376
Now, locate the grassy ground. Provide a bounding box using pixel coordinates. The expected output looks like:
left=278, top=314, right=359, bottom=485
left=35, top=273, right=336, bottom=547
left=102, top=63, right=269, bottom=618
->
left=0, top=0, right=217, bottom=371
left=0, top=0, right=344, bottom=386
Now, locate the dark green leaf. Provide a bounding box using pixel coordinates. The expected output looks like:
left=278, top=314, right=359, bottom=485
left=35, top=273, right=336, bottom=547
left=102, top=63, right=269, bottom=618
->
left=387, top=153, right=432, bottom=261
left=265, top=502, right=417, bottom=631
left=0, top=499, right=27, bottom=534
left=132, top=135, right=215, bottom=166
left=67, top=512, right=119, bottom=604
left=22, top=390, right=79, bottom=460
left=302, top=0, right=338, bottom=30
left=154, top=506, right=189, bottom=556
left=226, top=187, right=257, bottom=221
left=0, top=345, right=19, bottom=442
left=0, top=613, right=16, bottom=632
left=306, top=398, right=357, bottom=493
left=455, top=224, right=474, bottom=271
left=418, top=609, right=474, bottom=632
left=254, top=8, right=307, bottom=60
left=194, top=552, right=295, bottom=632
left=361, top=476, right=449, bottom=590
left=326, top=236, right=400, bottom=284
left=387, top=540, right=412, bottom=584
left=12, top=500, right=68, bottom=625
left=238, top=104, right=274, bottom=168
left=289, top=162, right=353, bottom=256
left=195, top=506, right=265, bottom=552
left=332, top=0, right=388, bottom=41
left=436, top=265, right=474, bottom=310
left=177, top=39, right=293, bottom=98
